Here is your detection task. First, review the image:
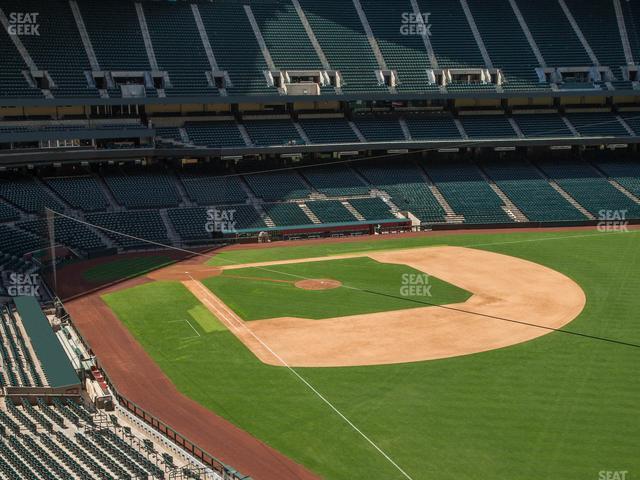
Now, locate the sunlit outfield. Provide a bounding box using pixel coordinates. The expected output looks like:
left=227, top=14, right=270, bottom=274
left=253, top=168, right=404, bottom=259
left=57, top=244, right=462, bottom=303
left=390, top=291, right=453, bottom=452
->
left=103, top=229, right=640, bottom=480
left=201, top=257, right=470, bottom=320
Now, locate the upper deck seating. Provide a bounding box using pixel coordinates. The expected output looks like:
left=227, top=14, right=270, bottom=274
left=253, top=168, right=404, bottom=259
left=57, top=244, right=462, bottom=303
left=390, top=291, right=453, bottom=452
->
left=353, top=115, right=406, bottom=142
left=298, top=0, right=387, bottom=93
left=143, top=2, right=217, bottom=97
left=460, top=115, right=517, bottom=139
left=297, top=118, right=360, bottom=144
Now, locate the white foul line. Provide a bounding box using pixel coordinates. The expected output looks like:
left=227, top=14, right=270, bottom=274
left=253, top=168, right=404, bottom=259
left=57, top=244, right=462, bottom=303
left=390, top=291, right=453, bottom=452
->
left=186, top=274, right=415, bottom=480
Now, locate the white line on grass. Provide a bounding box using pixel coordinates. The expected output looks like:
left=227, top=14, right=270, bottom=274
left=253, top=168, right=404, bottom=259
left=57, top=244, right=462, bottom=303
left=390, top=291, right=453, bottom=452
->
left=183, top=318, right=201, bottom=337
left=49, top=209, right=640, bottom=480
left=187, top=274, right=415, bottom=480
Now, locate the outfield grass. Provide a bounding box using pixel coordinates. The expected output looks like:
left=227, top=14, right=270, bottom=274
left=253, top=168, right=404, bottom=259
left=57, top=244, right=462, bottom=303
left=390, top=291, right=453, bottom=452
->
left=206, top=229, right=602, bottom=266
left=104, top=230, right=640, bottom=480
left=201, top=257, right=470, bottom=320
left=83, top=255, right=175, bottom=283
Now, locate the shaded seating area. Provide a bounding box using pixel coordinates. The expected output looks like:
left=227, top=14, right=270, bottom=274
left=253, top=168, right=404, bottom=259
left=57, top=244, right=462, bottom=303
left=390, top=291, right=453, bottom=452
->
left=263, top=203, right=313, bottom=227
left=297, top=118, right=360, bottom=144
left=537, top=160, right=640, bottom=217
left=243, top=119, right=305, bottom=147
left=306, top=200, right=358, bottom=224
left=482, top=160, right=587, bottom=221
left=102, top=172, right=181, bottom=209
left=348, top=197, right=397, bottom=221
left=301, top=165, right=370, bottom=196
left=244, top=171, right=311, bottom=201
left=357, top=162, right=446, bottom=223
left=184, top=121, right=246, bottom=148
left=86, top=210, right=170, bottom=249
left=179, top=173, right=248, bottom=205
left=424, top=161, right=514, bottom=223
left=44, top=176, right=109, bottom=212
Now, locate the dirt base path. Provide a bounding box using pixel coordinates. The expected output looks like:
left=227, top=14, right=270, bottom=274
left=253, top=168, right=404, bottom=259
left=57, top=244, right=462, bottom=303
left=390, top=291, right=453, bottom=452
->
left=66, top=295, right=319, bottom=480
left=189, top=246, right=586, bottom=367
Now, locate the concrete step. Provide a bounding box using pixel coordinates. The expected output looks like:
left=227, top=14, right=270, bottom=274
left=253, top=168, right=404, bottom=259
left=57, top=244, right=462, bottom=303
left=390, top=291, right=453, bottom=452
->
left=299, top=203, right=322, bottom=224
left=589, top=161, right=640, bottom=204
left=529, top=161, right=595, bottom=219
left=93, top=174, right=121, bottom=210
left=342, top=201, right=365, bottom=221
left=159, top=209, right=181, bottom=246
left=415, top=163, right=461, bottom=218
left=476, top=165, right=529, bottom=222
left=254, top=204, right=276, bottom=228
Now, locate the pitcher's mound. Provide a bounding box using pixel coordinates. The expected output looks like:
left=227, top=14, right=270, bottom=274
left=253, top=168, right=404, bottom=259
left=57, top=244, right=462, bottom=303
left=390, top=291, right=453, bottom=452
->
left=295, top=279, right=342, bottom=290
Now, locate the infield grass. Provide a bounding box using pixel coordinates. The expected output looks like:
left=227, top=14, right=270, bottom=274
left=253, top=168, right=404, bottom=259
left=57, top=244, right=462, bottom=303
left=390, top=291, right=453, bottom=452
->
left=103, top=229, right=640, bottom=480
left=201, top=257, right=471, bottom=320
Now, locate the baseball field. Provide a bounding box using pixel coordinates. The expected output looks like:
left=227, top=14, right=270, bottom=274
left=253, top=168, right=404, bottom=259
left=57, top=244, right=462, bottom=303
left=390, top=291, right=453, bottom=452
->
left=68, top=228, right=639, bottom=480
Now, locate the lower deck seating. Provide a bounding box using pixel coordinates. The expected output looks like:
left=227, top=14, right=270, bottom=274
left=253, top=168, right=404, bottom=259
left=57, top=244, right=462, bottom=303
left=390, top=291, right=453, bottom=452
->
left=301, top=165, right=370, bottom=196
left=0, top=397, right=196, bottom=479
left=306, top=200, right=358, bottom=224
left=482, top=161, right=587, bottom=221
left=593, top=158, right=640, bottom=198
left=0, top=202, right=20, bottom=222
left=357, top=162, right=446, bottom=223
left=167, top=207, right=212, bottom=242
left=424, top=161, right=514, bottom=223
left=86, top=210, right=169, bottom=248
left=348, top=197, right=397, bottom=221
left=44, top=176, right=109, bottom=212
left=0, top=178, right=64, bottom=214
left=0, top=225, right=44, bottom=258
left=102, top=172, right=181, bottom=208
left=179, top=173, right=248, bottom=205
left=536, top=160, right=640, bottom=217
left=244, top=171, right=311, bottom=201
left=17, top=217, right=106, bottom=252
left=168, top=204, right=266, bottom=238
left=263, top=203, right=312, bottom=227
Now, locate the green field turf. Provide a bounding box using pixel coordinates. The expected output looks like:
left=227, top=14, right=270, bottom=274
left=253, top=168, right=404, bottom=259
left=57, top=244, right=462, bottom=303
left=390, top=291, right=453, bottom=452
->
left=83, top=255, right=175, bottom=283
left=103, top=229, right=640, bottom=480
left=201, top=257, right=470, bottom=320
